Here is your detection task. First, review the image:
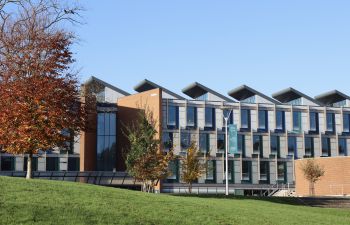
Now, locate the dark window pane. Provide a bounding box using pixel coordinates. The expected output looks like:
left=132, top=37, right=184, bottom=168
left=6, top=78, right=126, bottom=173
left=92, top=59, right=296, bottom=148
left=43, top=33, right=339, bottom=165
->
left=217, top=134, right=225, bottom=151
left=310, top=112, right=319, bottom=132
left=241, top=109, right=250, bottom=129
left=258, top=110, right=267, bottom=130
left=199, top=133, right=209, bottom=153
left=205, top=107, right=215, bottom=128
left=242, top=161, right=251, bottom=182
left=168, top=106, right=177, bottom=127
left=326, top=113, right=335, bottom=132
left=293, top=111, right=302, bottom=132
left=321, top=138, right=331, bottom=157
left=305, top=137, right=314, bottom=157
left=1, top=156, right=15, bottom=171
left=339, top=139, right=347, bottom=156
left=276, top=111, right=285, bottom=131
left=187, top=106, right=196, bottom=127
left=162, top=132, right=173, bottom=151
left=68, top=157, right=80, bottom=171
left=288, top=136, right=297, bottom=158
left=46, top=157, right=60, bottom=171
left=181, top=132, right=191, bottom=149
left=344, top=114, right=350, bottom=132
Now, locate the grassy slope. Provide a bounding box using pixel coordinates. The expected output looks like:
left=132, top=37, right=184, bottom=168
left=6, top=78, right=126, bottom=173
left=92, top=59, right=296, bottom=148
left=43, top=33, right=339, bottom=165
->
left=0, top=177, right=349, bottom=225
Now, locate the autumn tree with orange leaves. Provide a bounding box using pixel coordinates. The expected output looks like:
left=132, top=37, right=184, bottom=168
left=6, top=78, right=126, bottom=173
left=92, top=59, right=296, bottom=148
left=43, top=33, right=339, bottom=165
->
left=0, top=0, right=85, bottom=179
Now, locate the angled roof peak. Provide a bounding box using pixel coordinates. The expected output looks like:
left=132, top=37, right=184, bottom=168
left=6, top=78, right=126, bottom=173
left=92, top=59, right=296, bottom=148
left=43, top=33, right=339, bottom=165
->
left=134, top=79, right=185, bottom=100
left=84, top=76, right=130, bottom=96
left=228, top=85, right=280, bottom=104
left=315, top=90, right=350, bottom=106
left=272, top=87, right=322, bottom=106
left=182, top=82, right=234, bottom=102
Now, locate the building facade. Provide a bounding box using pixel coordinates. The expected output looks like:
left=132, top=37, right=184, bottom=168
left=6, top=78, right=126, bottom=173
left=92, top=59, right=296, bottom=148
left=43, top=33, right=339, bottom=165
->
left=1, top=77, right=350, bottom=195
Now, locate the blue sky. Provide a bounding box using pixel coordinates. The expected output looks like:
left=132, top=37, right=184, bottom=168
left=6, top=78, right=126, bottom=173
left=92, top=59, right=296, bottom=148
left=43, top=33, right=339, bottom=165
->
left=73, top=0, right=350, bottom=98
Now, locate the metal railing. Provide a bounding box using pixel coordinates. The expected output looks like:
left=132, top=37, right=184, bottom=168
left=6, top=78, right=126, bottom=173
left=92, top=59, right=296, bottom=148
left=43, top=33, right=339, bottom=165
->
left=0, top=171, right=141, bottom=187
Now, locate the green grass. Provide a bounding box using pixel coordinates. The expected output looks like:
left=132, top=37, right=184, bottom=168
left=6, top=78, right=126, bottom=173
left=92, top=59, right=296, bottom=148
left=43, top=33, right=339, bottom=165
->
left=0, top=177, right=349, bottom=225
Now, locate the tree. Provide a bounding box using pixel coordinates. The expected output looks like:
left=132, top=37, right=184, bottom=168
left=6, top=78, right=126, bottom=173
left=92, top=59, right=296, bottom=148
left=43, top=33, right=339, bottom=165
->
left=0, top=0, right=84, bottom=179
left=124, top=108, right=174, bottom=193
left=181, top=142, right=206, bottom=194
left=300, top=159, right=325, bottom=196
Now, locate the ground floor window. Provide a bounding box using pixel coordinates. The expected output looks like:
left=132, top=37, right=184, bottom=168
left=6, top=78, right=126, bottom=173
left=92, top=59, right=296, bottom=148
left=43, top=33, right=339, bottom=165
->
left=1, top=156, right=15, bottom=171
left=259, top=161, right=269, bottom=184
left=46, top=157, right=60, bottom=171
left=339, top=138, right=347, bottom=156
left=23, top=156, right=38, bottom=172
left=166, top=160, right=179, bottom=183
left=277, top=162, right=286, bottom=184
left=68, top=157, right=80, bottom=171
left=205, top=160, right=216, bottom=184
left=223, top=160, right=234, bottom=184
left=241, top=161, right=252, bottom=184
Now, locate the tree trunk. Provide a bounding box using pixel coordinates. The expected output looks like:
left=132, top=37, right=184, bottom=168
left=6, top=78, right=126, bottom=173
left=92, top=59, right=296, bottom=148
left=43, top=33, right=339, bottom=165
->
left=189, top=183, right=192, bottom=194
left=309, top=181, right=315, bottom=196
left=26, top=152, right=33, bottom=179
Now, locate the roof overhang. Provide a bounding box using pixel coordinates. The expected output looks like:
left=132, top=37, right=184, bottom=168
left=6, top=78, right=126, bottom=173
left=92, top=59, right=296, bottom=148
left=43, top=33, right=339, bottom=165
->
left=182, top=82, right=234, bottom=102
left=83, top=76, right=130, bottom=96
left=315, top=90, right=350, bottom=106
left=134, top=79, right=185, bottom=100
left=272, top=87, right=321, bottom=105
left=228, top=85, right=280, bottom=104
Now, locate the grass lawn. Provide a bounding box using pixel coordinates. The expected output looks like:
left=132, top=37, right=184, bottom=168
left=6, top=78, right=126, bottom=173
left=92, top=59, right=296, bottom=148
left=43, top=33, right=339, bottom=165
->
left=0, top=177, right=349, bottom=225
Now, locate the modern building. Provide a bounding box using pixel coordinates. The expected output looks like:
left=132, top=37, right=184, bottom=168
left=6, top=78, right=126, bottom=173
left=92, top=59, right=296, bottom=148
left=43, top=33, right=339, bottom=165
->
left=1, top=77, right=350, bottom=195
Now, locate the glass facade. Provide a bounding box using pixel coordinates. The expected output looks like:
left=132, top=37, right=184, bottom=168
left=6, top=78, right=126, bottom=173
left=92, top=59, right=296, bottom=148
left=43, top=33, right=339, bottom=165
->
left=199, top=133, right=210, bottom=153
left=217, top=134, right=225, bottom=151
left=288, top=98, right=302, bottom=105
left=326, top=113, right=335, bottom=133
left=277, top=162, right=286, bottom=183
left=242, top=161, right=251, bottom=183
left=238, top=134, right=246, bottom=157
left=205, top=107, right=215, bottom=129
left=288, top=136, right=297, bottom=158
left=270, top=136, right=280, bottom=158
left=276, top=110, right=285, bottom=131
left=321, top=137, right=331, bottom=157
left=97, top=112, right=117, bottom=171
left=205, top=160, right=216, bottom=183
left=253, top=135, right=263, bottom=156
left=339, top=138, right=347, bottom=156
left=309, top=112, right=319, bottom=133
left=260, top=161, right=269, bottom=183
left=293, top=111, right=302, bottom=133
left=258, top=110, right=268, bottom=131
left=305, top=137, right=314, bottom=157
left=223, top=109, right=234, bottom=127
left=186, top=106, right=197, bottom=128
left=241, top=109, right=251, bottom=130
left=344, top=113, right=350, bottom=133
left=167, top=105, right=178, bottom=128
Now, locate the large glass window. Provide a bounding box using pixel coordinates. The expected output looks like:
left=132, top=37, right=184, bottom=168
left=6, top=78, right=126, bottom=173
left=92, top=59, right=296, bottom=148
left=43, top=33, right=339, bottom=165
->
left=46, top=157, right=60, bottom=171
left=186, top=106, right=197, bottom=128
left=242, top=161, right=251, bottom=183
left=343, top=113, right=350, bottom=133
left=339, top=138, right=347, bottom=156
left=97, top=112, right=117, bottom=171
left=223, top=109, right=234, bottom=127
left=270, top=136, right=280, bottom=158
left=258, top=110, right=268, bottom=132
left=181, top=132, right=191, bottom=150
left=238, top=134, right=246, bottom=157
left=321, top=137, right=331, bottom=157
left=241, top=109, right=251, bottom=130
left=305, top=137, right=314, bottom=157
left=162, top=132, right=173, bottom=151
left=276, top=110, right=285, bottom=132
left=260, top=161, right=269, bottom=183
left=277, top=162, right=286, bottom=183
left=199, top=133, right=210, bottom=153
left=68, top=157, right=80, bottom=171
left=217, top=134, right=225, bottom=151
left=167, top=105, right=178, bottom=128
left=166, top=160, right=179, bottom=183
left=1, top=156, right=15, bottom=171
left=253, top=135, right=263, bottom=156
left=326, top=113, right=335, bottom=133
left=205, top=160, right=216, bottom=183
left=288, top=136, right=297, bottom=158
left=205, top=107, right=215, bottom=129
left=23, top=156, right=38, bottom=172
left=309, top=112, right=319, bottom=133
left=293, top=111, right=302, bottom=132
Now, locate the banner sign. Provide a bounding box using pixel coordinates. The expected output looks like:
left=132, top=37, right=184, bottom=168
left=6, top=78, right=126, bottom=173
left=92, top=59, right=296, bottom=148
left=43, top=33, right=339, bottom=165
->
left=228, top=124, right=238, bottom=154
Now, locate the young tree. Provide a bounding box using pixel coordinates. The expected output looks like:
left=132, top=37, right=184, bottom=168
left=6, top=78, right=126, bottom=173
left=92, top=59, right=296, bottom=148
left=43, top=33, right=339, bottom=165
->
left=181, top=142, right=206, bottom=194
left=124, top=108, right=174, bottom=193
left=300, top=159, right=325, bottom=196
left=0, top=0, right=85, bottom=179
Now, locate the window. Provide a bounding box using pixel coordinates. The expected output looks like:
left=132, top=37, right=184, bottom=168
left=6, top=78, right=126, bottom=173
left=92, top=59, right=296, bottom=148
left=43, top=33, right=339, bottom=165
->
left=321, top=137, right=331, bottom=157
left=242, top=161, right=251, bottom=183
left=162, top=132, right=173, bottom=151
left=293, top=111, right=302, bottom=132
left=277, top=162, right=286, bottom=183
left=276, top=110, right=285, bottom=132
left=205, top=107, right=215, bottom=130
left=241, top=95, right=255, bottom=103
left=258, top=110, right=268, bottom=132
left=305, top=137, right=314, bottom=157
left=309, top=112, right=319, bottom=133
left=223, top=109, right=234, bottom=127
left=333, top=100, right=346, bottom=107
left=196, top=93, right=208, bottom=101
left=344, top=113, right=350, bottom=133
left=23, top=157, right=38, bottom=172
left=270, top=136, right=280, bottom=158
left=288, top=136, right=297, bottom=158
left=326, top=113, right=335, bottom=133
left=339, top=138, right=347, bottom=156
left=97, top=112, right=117, bottom=171
left=68, top=157, right=80, bottom=171
left=181, top=132, right=191, bottom=150
left=199, top=133, right=210, bottom=153
left=186, top=106, right=197, bottom=128
left=46, top=157, right=59, bottom=171
left=166, top=160, right=179, bottom=183
left=223, top=160, right=235, bottom=183
left=241, top=109, right=251, bottom=130
left=1, top=156, right=15, bottom=171
left=205, top=160, right=216, bottom=183
left=217, top=134, right=225, bottom=151
left=253, top=135, right=263, bottom=157
left=167, top=105, right=178, bottom=128
left=288, top=98, right=302, bottom=105
left=260, top=161, right=269, bottom=183
left=238, top=134, right=246, bottom=157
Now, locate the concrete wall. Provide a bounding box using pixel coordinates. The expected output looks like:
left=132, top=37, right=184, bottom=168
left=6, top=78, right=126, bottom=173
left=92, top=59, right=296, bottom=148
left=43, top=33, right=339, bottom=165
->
left=295, top=157, right=350, bottom=196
